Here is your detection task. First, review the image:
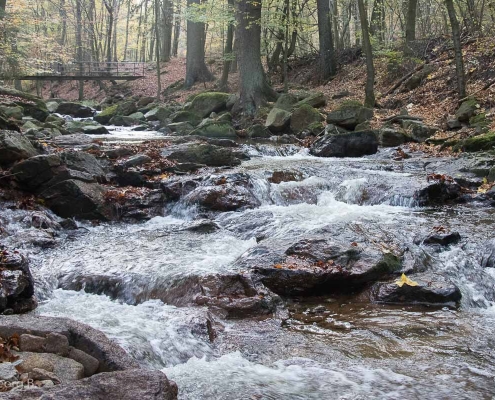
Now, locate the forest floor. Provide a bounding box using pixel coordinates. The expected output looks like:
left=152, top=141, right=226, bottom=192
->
left=37, top=36, right=495, bottom=140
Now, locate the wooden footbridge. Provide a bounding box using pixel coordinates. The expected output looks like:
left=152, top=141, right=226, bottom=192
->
left=1, top=62, right=145, bottom=81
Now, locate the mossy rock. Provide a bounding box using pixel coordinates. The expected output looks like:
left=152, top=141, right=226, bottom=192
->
left=265, top=108, right=291, bottom=133
left=456, top=98, right=478, bottom=122
left=454, top=132, right=495, bottom=152
left=248, top=124, right=271, bottom=139
left=294, top=92, right=326, bottom=109
left=116, top=101, right=138, bottom=116
left=94, top=104, right=119, bottom=124
left=338, top=100, right=363, bottom=110
left=274, top=94, right=298, bottom=111
left=0, top=105, right=23, bottom=120
left=469, top=113, right=490, bottom=133
left=144, top=106, right=173, bottom=123
left=190, top=121, right=237, bottom=139
left=327, top=103, right=373, bottom=130
left=290, top=104, right=323, bottom=133
left=170, top=111, right=202, bottom=127
left=185, top=92, right=230, bottom=118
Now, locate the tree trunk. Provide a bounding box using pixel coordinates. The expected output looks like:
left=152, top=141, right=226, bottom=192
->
left=404, top=0, right=418, bottom=55
left=185, top=0, right=213, bottom=88
left=103, top=0, right=114, bottom=63
left=172, top=0, right=181, bottom=56
left=370, top=0, right=386, bottom=43
left=161, top=0, right=173, bottom=61
left=0, top=0, right=6, bottom=19
left=123, top=0, right=131, bottom=59
left=155, top=0, right=162, bottom=99
left=219, top=0, right=234, bottom=91
left=235, top=0, right=278, bottom=115
left=357, top=0, right=375, bottom=107
left=445, top=0, right=467, bottom=99
left=76, top=0, right=84, bottom=100
left=317, top=0, right=337, bottom=80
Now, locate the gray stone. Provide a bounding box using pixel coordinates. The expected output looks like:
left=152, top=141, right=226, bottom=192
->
left=290, top=104, right=323, bottom=133
left=28, top=368, right=61, bottom=384
left=165, top=144, right=242, bottom=167
left=294, top=92, right=326, bottom=109
left=20, top=334, right=46, bottom=352
left=2, top=369, right=178, bottom=400
left=274, top=93, right=298, bottom=111
left=456, top=98, right=478, bottom=122
left=0, top=363, right=18, bottom=382
left=378, top=127, right=412, bottom=147
left=56, top=102, right=94, bottom=118
left=16, top=352, right=84, bottom=381
left=81, top=125, right=110, bottom=135
left=44, top=332, right=70, bottom=356
left=401, top=120, right=438, bottom=142
left=122, top=154, right=152, bottom=168
left=68, top=347, right=100, bottom=377
left=248, top=124, right=271, bottom=139
left=190, top=121, right=237, bottom=138
left=371, top=273, right=462, bottom=307
left=326, top=105, right=373, bottom=130
left=185, top=92, right=230, bottom=118
left=446, top=116, right=462, bottom=130
left=144, top=106, right=173, bottom=123
left=0, top=130, right=38, bottom=167
left=0, top=105, right=24, bottom=120
left=310, top=130, right=378, bottom=157
left=265, top=108, right=291, bottom=133
left=0, top=315, right=139, bottom=372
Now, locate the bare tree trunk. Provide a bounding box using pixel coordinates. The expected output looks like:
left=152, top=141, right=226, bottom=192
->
left=123, top=0, right=131, bottom=59
left=0, top=0, right=6, bottom=19
left=172, top=0, right=181, bottom=56
left=235, top=0, right=278, bottom=115
left=370, top=0, right=386, bottom=43
left=76, top=0, right=84, bottom=100
left=317, top=0, right=337, bottom=80
left=161, top=0, right=173, bottom=61
left=185, top=0, right=213, bottom=88
left=445, top=0, right=467, bottom=99
left=103, top=0, right=115, bottom=63
left=219, top=0, right=234, bottom=91
left=404, top=0, right=418, bottom=55
left=357, top=0, right=375, bottom=107
left=155, top=0, right=162, bottom=99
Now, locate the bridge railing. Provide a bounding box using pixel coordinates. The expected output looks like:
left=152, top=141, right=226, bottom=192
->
left=0, top=61, right=146, bottom=79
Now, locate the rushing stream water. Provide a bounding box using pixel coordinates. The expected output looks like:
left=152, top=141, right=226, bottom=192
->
left=7, top=127, right=495, bottom=399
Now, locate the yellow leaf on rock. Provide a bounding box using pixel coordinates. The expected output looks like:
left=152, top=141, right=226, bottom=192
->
left=395, top=273, right=419, bottom=287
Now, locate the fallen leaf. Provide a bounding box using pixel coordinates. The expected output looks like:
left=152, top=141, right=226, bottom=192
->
left=395, top=273, right=419, bottom=287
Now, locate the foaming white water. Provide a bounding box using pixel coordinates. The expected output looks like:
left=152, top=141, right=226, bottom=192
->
left=165, top=351, right=482, bottom=400
left=37, top=290, right=211, bottom=368
left=35, top=223, right=257, bottom=291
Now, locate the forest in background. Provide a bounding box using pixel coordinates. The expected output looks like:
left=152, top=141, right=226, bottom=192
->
left=0, top=0, right=494, bottom=115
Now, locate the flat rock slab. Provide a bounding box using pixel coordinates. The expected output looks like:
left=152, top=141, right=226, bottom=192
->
left=0, top=315, right=138, bottom=372
left=371, top=273, right=462, bottom=307
left=16, top=351, right=85, bottom=381
left=1, top=369, right=178, bottom=400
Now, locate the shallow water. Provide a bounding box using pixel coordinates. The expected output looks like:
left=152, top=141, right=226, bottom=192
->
left=20, top=142, right=495, bottom=399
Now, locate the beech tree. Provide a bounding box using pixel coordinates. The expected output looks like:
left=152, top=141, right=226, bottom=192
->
left=235, top=0, right=278, bottom=114
left=357, top=0, right=375, bottom=107
left=445, top=0, right=467, bottom=99
left=185, top=0, right=213, bottom=88
left=317, top=0, right=336, bottom=80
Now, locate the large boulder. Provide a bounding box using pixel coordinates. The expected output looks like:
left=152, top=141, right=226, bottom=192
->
left=414, top=180, right=462, bottom=206
left=401, top=120, right=438, bottom=142
left=165, top=144, right=243, bottom=167
left=0, top=87, right=48, bottom=122
left=115, top=101, right=138, bottom=117
left=0, top=105, right=24, bottom=120
left=326, top=103, right=373, bottom=130
left=274, top=93, right=298, bottom=111
left=0, top=248, right=37, bottom=314
left=185, top=92, right=230, bottom=118
left=190, top=121, right=237, bottom=139
left=371, top=273, right=462, bottom=307
left=378, top=127, right=412, bottom=147
left=294, top=92, right=326, bottom=109
left=81, top=125, right=110, bottom=135
left=456, top=98, right=478, bottom=122
left=265, top=108, right=291, bottom=133
left=290, top=104, right=323, bottom=133
left=144, top=106, right=173, bottom=123
left=251, top=238, right=402, bottom=296
left=170, top=111, right=202, bottom=127
left=310, top=130, right=378, bottom=157
left=12, top=151, right=105, bottom=192
left=55, top=102, right=94, bottom=118
left=40, top=180, right=113, bottom=220
left=0, top=130, right=38, bottom=167
left=94, top=105, right=119, bottom=124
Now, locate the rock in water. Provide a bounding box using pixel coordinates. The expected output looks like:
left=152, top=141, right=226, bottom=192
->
left=55, top=102, right=94, bottom=118
left=0, top=248, right=37, bottom=314
left=310, top=130, right=378, bottom=157
left=371, top=273, right=462, bottom=307
left=185, top=92, right=229, bottom=118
